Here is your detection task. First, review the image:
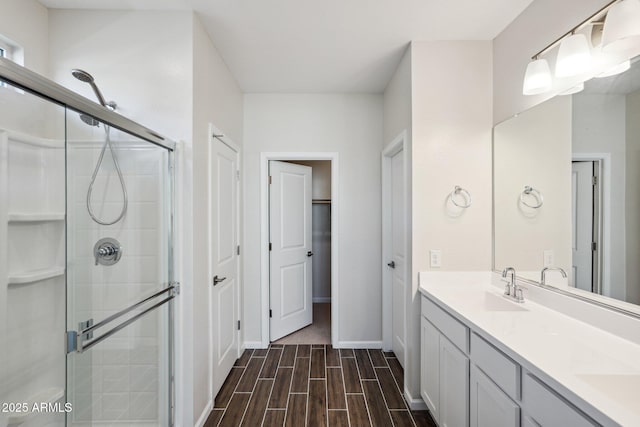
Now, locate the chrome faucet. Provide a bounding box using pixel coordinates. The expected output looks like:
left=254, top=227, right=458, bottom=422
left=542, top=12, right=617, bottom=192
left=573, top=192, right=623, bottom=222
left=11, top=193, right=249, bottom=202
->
left=540, top=267, right=567, bottom=285
left=502, top=267, right=525, bottom=303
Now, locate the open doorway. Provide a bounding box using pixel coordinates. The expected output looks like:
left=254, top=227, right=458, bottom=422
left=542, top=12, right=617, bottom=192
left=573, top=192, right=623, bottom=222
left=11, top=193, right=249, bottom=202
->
left=271, top=160, right=332, bottom=344
left=572, top=159, right=603, bottom=294
left=260, top=153, right=339, bottom=348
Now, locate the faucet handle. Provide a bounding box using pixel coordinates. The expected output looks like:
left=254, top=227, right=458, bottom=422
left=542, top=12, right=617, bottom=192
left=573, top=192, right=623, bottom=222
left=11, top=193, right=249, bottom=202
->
left=516, top=286, right=527, bottom=302
left=503, top=281, right=512, bottom=295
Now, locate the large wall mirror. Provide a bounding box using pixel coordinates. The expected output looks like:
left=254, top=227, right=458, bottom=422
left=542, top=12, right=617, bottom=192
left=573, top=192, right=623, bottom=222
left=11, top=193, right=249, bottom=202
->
left=494, top=55, right=640, bottom=311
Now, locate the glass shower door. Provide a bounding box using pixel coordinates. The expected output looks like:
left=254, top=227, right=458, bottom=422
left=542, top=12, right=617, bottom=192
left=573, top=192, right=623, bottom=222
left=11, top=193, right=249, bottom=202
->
left=64, top=110, right=174, bottom=427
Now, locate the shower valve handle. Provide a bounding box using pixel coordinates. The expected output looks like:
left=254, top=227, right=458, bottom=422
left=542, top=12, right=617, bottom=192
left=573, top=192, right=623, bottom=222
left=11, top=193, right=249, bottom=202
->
left=94, top=238, right=122, bottom=266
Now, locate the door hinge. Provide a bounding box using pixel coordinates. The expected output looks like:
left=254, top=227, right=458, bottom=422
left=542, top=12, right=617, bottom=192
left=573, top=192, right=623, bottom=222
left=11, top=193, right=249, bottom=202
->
left=237, top=245, right=240, bottom=256
left=237, top=320, right=241, bottom=330
left=592, top=176, right=598, bottom=186
left=237, top=170, right=240, bottom=181
left=66, top=330, right=78, bottom=354
left=269, top=175, right=272, bottom=185
left=269, top=243, right=272, bottom=251
left=269, top=309, right=272, bottom=318
left=592, top=241, right=597, bottom=251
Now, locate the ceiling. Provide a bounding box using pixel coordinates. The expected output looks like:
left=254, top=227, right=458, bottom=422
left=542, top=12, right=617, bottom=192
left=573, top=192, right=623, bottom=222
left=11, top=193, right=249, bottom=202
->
left=38, top=0, right=535, bottom=93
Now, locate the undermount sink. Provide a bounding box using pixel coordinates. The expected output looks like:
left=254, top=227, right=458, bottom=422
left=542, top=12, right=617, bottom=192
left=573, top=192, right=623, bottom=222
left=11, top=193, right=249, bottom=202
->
left=483, top=292, right=529, bottom=312
left=577, top=374, right=640, bottom=417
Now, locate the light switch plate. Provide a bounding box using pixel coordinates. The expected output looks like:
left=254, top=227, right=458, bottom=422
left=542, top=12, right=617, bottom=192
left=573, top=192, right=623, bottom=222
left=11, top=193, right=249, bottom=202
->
left=430, top=250, right=442, bottom=268
left=543, top=250, right=554, bottom=267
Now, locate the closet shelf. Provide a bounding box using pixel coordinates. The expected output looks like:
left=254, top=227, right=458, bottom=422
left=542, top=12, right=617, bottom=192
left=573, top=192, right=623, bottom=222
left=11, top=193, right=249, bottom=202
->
left=8, top=213, right=65, bottom=223
left=7, top=387, right=64, bottom=426
left=8, top=267, right=65, bottom=285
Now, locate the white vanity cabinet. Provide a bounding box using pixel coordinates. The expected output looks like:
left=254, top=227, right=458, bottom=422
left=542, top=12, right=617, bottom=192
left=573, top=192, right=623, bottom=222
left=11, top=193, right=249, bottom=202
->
left=421, top=294, right=600, bottom=427
left=420, top=297, right=470, bottom=427
left=470, top=364, right=519, bottom=427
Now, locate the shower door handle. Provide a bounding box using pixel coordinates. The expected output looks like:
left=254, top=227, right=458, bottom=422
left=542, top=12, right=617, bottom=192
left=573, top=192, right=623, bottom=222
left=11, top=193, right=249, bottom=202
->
left=213, top=275, right=227, bottom=286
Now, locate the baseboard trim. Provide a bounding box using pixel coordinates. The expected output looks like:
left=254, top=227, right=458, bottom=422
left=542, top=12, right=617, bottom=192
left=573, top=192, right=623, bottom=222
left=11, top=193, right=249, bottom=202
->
left=335, top=341, right=383, bottom=349
left=312, top=297, right=331, bottom=303
left=244, top=341, right=267, bottom=349
left=194, top=401, right=213, bottom=427
left=404, top=388, right=428, bottom=411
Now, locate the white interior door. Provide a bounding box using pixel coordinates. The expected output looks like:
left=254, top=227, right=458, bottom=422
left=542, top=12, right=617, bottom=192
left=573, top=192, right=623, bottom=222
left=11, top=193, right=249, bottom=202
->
left=210, top=138, right=239, bottom=396
left=390, top=149, right=406, bottom=367
left=572, top=161, right=594, bottom=291
left=269, top=161, right=313, bottom=341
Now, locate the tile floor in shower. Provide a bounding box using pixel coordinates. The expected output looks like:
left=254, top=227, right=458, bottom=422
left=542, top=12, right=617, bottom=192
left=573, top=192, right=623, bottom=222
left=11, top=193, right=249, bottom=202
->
left=204, top=344, right=437, bottom=427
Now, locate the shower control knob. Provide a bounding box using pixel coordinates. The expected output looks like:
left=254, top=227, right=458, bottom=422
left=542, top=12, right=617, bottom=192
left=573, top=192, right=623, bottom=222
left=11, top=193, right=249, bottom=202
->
left=94, top=238, right=123, bottom=266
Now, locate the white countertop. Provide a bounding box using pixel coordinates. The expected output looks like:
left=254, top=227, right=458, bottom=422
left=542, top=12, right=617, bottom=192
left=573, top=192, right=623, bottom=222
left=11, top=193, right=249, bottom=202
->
left=419, top=271, right=640, bottom=427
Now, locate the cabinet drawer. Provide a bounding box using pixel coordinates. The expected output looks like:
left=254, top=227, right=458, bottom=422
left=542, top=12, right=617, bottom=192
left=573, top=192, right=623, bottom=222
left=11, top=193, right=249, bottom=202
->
left=422, top=295, right=469, bottom=353
left=470, top=332, right=520, bottom=400
left=522, top=373, right=597, bottom=427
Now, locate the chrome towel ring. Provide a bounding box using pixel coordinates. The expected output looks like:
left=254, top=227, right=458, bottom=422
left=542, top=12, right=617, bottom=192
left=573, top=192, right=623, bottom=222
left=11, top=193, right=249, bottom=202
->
left=450, top=185, right=472, bottom=208
left=520, top=186, right=543, bottom=208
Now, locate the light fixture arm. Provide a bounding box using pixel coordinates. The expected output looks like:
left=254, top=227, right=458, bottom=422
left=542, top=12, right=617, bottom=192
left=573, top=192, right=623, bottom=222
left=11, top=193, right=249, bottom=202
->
left=530, top=0, right=618, bottom=60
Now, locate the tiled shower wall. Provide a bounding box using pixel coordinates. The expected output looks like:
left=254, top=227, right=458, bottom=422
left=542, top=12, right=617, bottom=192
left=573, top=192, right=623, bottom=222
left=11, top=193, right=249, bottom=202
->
left=67, top=137, right=169, bottom=425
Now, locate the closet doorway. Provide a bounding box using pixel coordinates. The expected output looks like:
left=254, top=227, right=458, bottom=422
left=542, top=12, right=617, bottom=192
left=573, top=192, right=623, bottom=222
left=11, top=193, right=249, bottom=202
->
left=260, top=153, right=339, bottom=347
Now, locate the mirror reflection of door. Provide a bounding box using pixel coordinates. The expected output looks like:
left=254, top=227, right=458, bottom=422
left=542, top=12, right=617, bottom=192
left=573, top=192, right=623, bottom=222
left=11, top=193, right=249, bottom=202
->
left=571, top=160, right=601, bottom=293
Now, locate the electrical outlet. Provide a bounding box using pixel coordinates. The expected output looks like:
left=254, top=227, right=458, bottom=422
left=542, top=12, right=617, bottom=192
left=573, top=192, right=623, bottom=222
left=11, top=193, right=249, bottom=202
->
left=430, top=250, right=442, bottom=268
left=543, top=250, right=554, bottom=267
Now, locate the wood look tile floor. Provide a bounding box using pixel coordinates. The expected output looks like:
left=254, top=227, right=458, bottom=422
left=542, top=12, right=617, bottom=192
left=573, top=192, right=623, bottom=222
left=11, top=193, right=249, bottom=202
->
left=205, top=345, right=437, bottom=427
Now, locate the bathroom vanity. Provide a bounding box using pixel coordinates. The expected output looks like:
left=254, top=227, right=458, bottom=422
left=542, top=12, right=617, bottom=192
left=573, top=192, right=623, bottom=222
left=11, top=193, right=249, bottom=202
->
left=419, top=271, right=640, bottom=427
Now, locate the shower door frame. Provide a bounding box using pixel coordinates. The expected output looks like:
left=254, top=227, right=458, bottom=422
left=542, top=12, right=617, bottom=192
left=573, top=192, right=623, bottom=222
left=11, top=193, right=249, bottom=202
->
left=0, top=56, right=178, bottom=426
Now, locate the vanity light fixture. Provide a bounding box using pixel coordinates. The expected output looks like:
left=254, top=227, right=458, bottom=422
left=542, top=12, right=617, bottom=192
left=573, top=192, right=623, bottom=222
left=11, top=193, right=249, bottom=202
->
left=597, top=59, right=631, bottom=77
left=522, top=57, right=552, bottom=95
left=601, top=0, right=640, bottom=52
left=522, top=0, right=640, bottom=95
left=555, top=33, right=592, bottom=77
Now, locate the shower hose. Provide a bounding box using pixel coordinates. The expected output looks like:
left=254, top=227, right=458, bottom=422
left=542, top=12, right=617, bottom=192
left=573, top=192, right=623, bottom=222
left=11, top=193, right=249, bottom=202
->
left=86, top=124, right=128, bottom=225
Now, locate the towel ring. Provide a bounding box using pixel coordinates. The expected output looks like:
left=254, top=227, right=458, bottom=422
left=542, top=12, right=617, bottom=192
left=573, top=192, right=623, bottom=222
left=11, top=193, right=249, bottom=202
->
left=520, top=186, right=543, bottom=209
left=450, top=186, right=472, bottom=208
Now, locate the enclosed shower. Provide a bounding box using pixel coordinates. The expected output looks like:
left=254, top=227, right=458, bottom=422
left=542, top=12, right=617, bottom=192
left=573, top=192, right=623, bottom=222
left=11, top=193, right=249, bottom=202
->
left=0, top=58, right=176, bottom=427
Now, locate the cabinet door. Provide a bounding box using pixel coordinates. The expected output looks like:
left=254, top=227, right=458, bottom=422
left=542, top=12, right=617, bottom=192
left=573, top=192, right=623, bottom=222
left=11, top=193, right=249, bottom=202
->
left=421, top=317, right=440, bottom=422
left=440, top=336, right=470, bottom=427
left=470, top=364, right=520, bottom=427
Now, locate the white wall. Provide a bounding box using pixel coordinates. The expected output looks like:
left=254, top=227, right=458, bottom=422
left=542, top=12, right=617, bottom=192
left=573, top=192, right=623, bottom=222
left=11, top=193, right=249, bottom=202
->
left=243, top=94, right=384, bottom=346
left=626, top=90, right=640, bottom=305
left=493, top=0, right=610, bottom=124
left=573, top=93, right=627, bottom=299
left=191, top=14, right=244, bottom=424
left=48, top=10, right=193, bottom=142
left=0, top=0, right=51, bottom=137
left=384, top=46, right=412, bottom=145
left=408, top=41, right=493, bottom=401
left=0, top=0, right=48, bottom=75
left=494, top=95, right=572, bottom=275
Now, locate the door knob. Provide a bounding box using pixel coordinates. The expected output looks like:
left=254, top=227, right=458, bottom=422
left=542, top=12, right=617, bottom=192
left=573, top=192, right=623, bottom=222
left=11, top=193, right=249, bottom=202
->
left=387, top=261, right=396, bottom=268
left=307, top=251, right=314, bottom=257
left=213, top=275, right=227, bottom=286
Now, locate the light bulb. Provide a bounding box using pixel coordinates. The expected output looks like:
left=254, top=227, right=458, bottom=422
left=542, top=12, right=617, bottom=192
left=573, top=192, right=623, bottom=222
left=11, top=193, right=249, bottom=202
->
left=556, top=34, right=592, bottom=77
left=597, top=59, right=631, bottom=77
left=602, top=0, right=640, bottom=52
left=523, top=58, right=552, bottom=95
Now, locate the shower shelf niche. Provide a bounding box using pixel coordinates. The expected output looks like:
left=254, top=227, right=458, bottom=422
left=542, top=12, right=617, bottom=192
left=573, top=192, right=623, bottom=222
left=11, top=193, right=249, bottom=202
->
left=8, top=267, right=65, bottom=285
left=8, top=212, right=65, bottom=223
left=6, top=387, right=64, bottom=426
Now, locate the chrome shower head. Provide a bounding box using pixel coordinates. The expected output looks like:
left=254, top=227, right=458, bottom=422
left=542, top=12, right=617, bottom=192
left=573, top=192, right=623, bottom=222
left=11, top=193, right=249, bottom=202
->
left=71, top=68, right=94, bottom=83
left=80, top=114, right=100, bottom=127
left=71, top=68, right=107, bottom=107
